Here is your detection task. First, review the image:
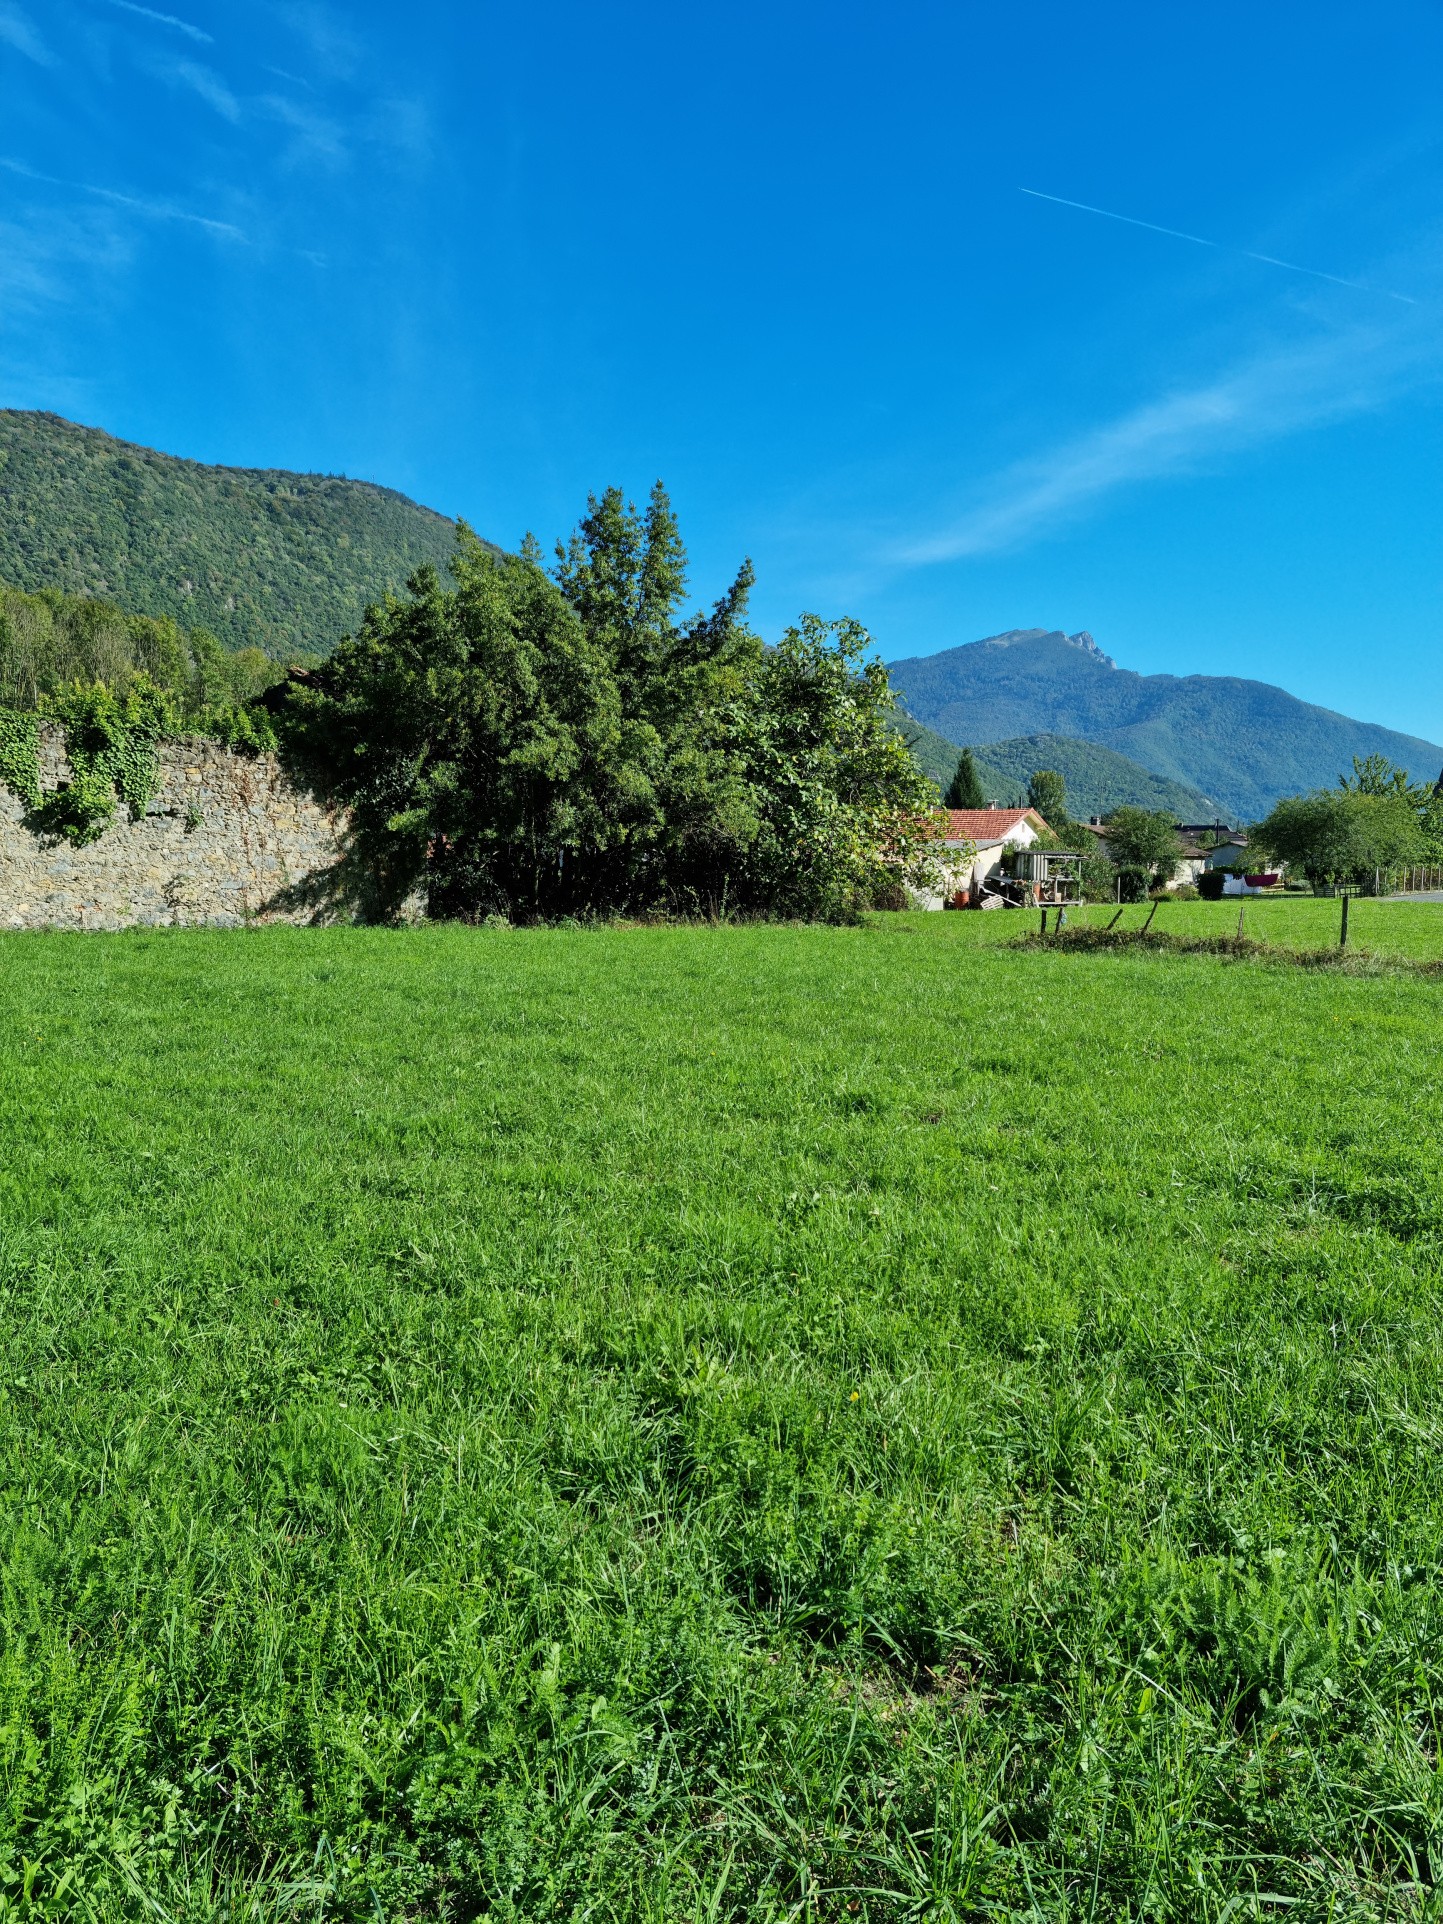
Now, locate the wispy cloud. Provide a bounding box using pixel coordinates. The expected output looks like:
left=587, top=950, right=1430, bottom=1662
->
left=0, top=204, right=130, bottom=320
left=270, top=0, right=362, bottom=78
left=896, top=300, right=1441, bottom=566
left=0, top=1, right=53, bottom=64
left=0, top=156, right=246, bottom=240
left=261, top=92, right=348, bottom=166
left=165, top=56, right=241, bottom=120
left=104, top=0, right=212, bottom=44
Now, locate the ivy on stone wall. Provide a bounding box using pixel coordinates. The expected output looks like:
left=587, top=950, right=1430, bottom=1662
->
left=0, top=674, right=278, bottom=847
left=0, top=707, right=42, bottom=811
left=0, top=682, right=172, bottom=846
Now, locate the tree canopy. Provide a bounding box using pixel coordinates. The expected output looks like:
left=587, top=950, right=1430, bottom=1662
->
left=1252, top=787, right=1425, bottom=885
left=279, top=488, right=942, bottom=922
left=0, top=579, right=280, bottom=718
left=1103, top=806, right=1183, bottom=883
left=1026, top=767, right=1067, bottom=827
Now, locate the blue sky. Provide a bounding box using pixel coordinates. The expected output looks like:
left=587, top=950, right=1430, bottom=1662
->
left=2, top=0, right=1441, bottom=738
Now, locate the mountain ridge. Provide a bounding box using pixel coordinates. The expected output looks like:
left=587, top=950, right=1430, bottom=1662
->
left=888, top=628, right=1443, bottom=821
left=0, top=410, right=477, bottom=660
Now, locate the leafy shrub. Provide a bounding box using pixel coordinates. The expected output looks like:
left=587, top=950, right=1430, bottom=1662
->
left=191, top=702, right=277, bottom=755
left=1075, top=851, right=1116, bottom=901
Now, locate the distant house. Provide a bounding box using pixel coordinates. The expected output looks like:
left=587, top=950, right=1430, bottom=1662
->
left=1180, top=835, right=1248, bottom=886
left=914, top=806, right=1051, bottom=908
left=1176, top=824, right=1249, bottom=884
left=1080, top=817, right=1247, bottom=890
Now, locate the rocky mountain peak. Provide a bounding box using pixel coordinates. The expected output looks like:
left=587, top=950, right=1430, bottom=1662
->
left=1065, top=631, right=1116, bottom=668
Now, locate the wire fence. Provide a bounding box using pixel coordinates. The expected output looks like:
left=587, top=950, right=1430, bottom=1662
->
left=1036, top=889, right=1443, bottom=959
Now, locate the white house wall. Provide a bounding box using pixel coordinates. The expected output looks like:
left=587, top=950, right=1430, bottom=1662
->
left=910, top=822, right=1040, bottom=910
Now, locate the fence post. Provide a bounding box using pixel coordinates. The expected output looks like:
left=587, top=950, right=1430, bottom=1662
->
left=1236, top=904, right=1245, bottom=941
left=1340, top=893, right=1349, bottom=950
left=1040, top=908, right=1048, bottom=938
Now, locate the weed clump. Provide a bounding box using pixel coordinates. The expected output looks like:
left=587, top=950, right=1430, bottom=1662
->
left=1019, top=922, right=1443, bottom=976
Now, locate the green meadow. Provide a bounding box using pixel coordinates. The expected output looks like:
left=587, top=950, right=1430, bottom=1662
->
left=3, top=913, right=1443, bottom=1919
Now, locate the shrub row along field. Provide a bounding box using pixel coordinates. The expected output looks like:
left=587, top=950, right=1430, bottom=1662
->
left=3, top=917, right=1443, bottom=1917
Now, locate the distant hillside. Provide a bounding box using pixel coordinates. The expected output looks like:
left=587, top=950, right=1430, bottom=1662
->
left=967, top=734, right=1217, bottom=819
left=895, top=716, right=969, bottom=791
left=896, top=713, right=1216, bottom=817
left=888, top=628, right=1443, bottom=821
left=0, top=411, right=477, bottom=659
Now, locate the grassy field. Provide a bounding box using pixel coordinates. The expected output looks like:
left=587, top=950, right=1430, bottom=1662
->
left=3, top=915, right=1443, bottom=1919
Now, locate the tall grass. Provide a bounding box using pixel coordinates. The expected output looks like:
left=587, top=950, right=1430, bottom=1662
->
left=2, top=918, right=1442, bottom=1917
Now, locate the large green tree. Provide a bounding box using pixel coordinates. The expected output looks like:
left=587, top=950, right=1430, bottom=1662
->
left=1027, top=767, right=1067, bottom=827
left=737, top=614, right=944, bottom=920
left=1337, top=753, right=1443, bottom=862
left=1252, top=788, right=1424, bottom=887
left=280, top=491, right=940, bottom=921
left=1103, top=806, right=1183, bottom=887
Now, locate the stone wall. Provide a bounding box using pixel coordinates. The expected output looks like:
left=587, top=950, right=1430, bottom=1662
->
left=0, top=725, right=348, bottom=930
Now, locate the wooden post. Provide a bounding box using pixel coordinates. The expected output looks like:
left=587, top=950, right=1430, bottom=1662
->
left=1142, top=900, right=1158, bottom=932
left=1106, top=908, right=1124, bottom=931
left=1236, top=904, right=1245, bottom=941
left=1340, top=892, right=1349, bottom=950
left=1040, top=908, right=1048, bottom=938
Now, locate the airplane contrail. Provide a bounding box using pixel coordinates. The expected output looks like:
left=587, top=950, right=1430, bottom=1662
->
left=104, top=0, right=213, bottom=43
left=1019, top=187, right=1415, bottom=305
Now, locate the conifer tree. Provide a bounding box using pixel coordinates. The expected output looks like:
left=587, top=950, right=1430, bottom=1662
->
left=944, top=748, right=985, bottom=810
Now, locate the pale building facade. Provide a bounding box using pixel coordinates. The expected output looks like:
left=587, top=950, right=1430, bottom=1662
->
left=912, top=806, right=1051, bottom=909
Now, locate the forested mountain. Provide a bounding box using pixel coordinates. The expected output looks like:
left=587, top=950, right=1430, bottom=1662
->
left=0, top=411, right=474, bottom=659
left=966, top=734, right=1217, bottom=819
left=888, top=628, right=1443, bottom=821
left=11, top=411, right=1428, bottom=823
left=894, top=716, right=971, bottom=791
left=897, top=715, right=1216, bottom=816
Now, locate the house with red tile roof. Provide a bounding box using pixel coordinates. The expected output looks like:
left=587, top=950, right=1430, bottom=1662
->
left=914, top=806, right=1052, bottom=907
